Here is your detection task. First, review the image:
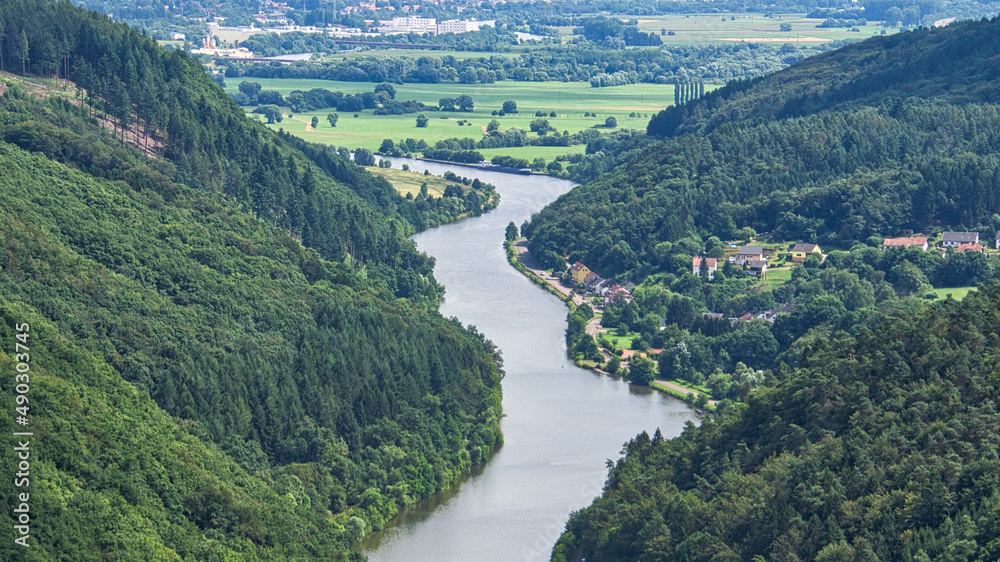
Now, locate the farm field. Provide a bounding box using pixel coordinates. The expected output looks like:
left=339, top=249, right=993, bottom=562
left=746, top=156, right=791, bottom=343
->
left=226, top=79, right=686, bottom=114
left=636, top=14, right=895, bottom=44
left=257, top=111, right=592, bottom=156
left=554, top=13, right=897, bottom=45
left=232, top=79, right=692, bottom=153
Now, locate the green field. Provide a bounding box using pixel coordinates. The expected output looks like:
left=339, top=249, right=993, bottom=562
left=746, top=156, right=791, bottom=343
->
left=227, top=78, right=684, bottom=113
left=636, top=14, right=895, bottom=45
left=231, top=79, right=692, bottom=153
left=554, top=13, right=898, bottom=46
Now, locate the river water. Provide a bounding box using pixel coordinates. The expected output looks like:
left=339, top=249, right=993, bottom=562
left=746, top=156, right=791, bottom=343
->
left=362, top=159, right=695, bottom=561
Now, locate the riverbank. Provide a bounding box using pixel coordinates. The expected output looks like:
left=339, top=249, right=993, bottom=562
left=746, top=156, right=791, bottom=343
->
left=506, top=238, right=712, bottom=408
left=651, top=380, right=718, bottom=410
left=505, top=238, right=580, bottom=307
left=365, top=158, right=693, bottom=561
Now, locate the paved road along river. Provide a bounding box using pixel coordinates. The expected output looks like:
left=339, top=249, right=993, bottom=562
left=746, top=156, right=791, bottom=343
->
left=361, top=159, right=695, bottom=561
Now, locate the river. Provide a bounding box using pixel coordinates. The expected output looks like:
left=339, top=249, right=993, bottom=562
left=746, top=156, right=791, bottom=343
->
left=362, top=159, right=695, bottom=561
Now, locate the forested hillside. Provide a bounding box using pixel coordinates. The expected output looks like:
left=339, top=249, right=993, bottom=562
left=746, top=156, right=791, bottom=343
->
left=538, top=13, right=1000, bottom=562
left=0, top=0, right=503, bottom=558
left=526, top=19, right=1000, bottom=280
left=528, top=100, right=1000, bottom=278
left=553, top=283, right=1000, bottom=561
left=647, top=17, right=1000, bottom=138
left=0, top=0, right=450, bottom=299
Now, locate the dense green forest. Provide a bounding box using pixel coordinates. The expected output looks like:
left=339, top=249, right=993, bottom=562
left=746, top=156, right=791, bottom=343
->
left=553, top=282, right=1000, bottom=561
left=0, top=0, right=504, bottom=558
left=543, top=14, right=1000, bottom=561
left=529, top=101, right=1000, bottom=279
left=646, top=17, right=1000, bottom=138
left=526, top=19, right=1000, bottom=281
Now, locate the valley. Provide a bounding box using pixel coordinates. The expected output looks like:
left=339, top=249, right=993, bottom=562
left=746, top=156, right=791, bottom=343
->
left=5, top=0, right=1000, bottom=560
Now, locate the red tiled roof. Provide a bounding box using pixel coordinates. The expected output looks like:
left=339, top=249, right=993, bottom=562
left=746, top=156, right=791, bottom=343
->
left=883, top=237, right=928, bottom=247
left=956, top=243, right=984, bottom=253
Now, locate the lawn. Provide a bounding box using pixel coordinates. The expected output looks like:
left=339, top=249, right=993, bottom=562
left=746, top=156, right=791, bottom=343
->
left=666, top=378, right=713, bottom=397
left=600, top=330, right=643, bottom=351
left=758, top=266, right=793, bottom=290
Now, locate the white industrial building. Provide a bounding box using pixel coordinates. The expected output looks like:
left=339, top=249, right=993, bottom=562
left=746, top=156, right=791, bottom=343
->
left=437, top=19, right=495, bottom=33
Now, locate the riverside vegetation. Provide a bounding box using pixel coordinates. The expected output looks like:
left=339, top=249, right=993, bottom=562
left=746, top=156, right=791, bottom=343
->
left=523, top=16, right=1000, bottom=561
left=0, top=0, right=505, bottom=559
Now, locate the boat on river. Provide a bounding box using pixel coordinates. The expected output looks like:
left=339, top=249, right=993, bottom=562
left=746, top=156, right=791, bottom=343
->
left=477, top=161, right=532, bottom=175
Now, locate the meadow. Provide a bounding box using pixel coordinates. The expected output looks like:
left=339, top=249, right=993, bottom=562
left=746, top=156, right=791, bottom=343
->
left=365, top=166, right=458, bottom=197
left=231, top=79, right=694, bottom=154
left=555, top=13, right=897, bottom=46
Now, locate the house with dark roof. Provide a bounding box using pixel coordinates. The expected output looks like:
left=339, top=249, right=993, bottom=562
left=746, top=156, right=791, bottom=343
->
left=735, top=246, right=764, bottom=265
left=941, top=231, right=979, bottom=248
left=790, top=243, right=821, bottom=262
left=747, top=259, right=768, bottom=277
left=692, top=256, right=718, bottom=279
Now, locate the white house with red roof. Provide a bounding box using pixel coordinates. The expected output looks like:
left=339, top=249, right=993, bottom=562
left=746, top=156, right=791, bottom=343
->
left=692, top=256, right=718, bottom=279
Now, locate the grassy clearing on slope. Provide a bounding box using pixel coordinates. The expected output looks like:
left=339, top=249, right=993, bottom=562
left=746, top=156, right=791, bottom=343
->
left=366, top=166, right=457, bottom=197
left=929, top=286, right=977, bottom=301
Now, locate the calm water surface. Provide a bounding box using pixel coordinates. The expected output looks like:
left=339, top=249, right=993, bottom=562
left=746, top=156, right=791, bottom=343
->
left=362, top=159, right=695, bottom=561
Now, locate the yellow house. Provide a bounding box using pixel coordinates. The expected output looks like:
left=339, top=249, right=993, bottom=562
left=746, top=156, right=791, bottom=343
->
left=570, top=262, right=592, bottom=284
left=790, top=243, right=822, bottom=262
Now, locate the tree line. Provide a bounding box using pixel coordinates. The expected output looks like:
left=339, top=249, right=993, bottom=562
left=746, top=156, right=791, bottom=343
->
left=220, top=40, right=831, bottom=86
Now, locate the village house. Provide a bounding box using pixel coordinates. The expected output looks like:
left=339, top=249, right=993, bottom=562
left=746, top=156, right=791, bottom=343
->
left=692, top=257, right=718, bottom=279
left=941, top=231, right=979, bottom=248
left=996, top=230, right=1000, bottom=249
left=602, top=284, right=633, bottom=305
left=790, top=243, right=822, bottom=262
left=883, top=237, right=929, bottom=251
left=747, top=259, right=768, bottom=278
left=734, top=246, right=764, bottom=266
left=956, top=243, right=984, bottom=253
left=569, top=262, right=592, bottom=284
left=583, top=272, right=603, bottom=293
